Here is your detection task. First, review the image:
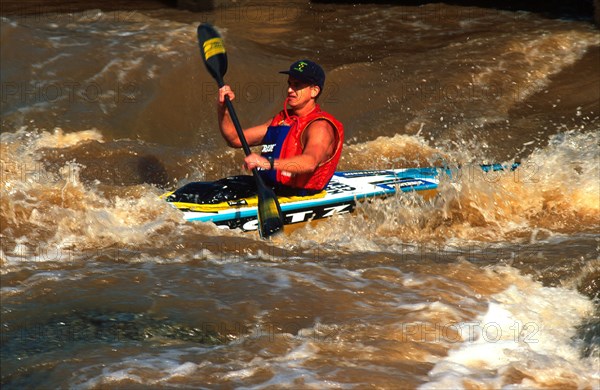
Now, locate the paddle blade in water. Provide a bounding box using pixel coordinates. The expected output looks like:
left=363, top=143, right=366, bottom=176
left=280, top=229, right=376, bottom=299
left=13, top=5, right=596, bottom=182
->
left=256, top=185, right=284, bottom=239
left=197, top=24, right=227, bottom=85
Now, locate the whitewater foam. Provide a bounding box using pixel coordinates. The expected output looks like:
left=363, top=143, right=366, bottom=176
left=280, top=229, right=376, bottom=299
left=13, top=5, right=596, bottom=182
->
left=421, top=267, right=597, bottom=389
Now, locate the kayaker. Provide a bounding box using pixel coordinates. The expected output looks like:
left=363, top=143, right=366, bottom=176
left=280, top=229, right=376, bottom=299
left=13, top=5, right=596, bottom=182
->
left=217, top=60, right=344, bottom=196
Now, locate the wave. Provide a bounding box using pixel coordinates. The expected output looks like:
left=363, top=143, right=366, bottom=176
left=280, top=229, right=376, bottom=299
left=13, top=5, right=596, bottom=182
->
left=2, top=126, right=598, bottom=265
left=292, top=129, right=599, bottom=248
left=421, top=267, right=597, bottom=389
left=0, top=128, right=211, bottom=265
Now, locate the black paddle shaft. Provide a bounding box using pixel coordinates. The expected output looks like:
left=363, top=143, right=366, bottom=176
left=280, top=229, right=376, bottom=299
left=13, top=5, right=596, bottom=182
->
left=223, top=96, right=253, bottom=158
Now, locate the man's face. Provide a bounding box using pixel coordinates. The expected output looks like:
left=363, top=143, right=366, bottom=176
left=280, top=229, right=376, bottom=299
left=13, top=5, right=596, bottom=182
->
left=286, top=77, right=319, bottom=107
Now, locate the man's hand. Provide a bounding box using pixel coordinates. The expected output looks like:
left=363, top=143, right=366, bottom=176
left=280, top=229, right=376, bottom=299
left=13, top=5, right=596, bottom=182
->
left=218, top=85, right=235, bottom=107
left=244, top=153, right=271, bottom=171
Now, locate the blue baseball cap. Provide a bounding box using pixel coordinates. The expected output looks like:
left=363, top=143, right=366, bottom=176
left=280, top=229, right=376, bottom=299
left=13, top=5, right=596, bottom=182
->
left=279, top=60, right=325, bottom=90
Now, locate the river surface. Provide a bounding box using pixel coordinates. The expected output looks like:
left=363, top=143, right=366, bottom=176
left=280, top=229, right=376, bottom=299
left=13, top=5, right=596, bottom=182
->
left=1, top=2, right=599, bottom=389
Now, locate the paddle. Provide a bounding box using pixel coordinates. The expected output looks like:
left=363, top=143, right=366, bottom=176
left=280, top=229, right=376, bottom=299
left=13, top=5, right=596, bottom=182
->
left=197, top=23, right=284, bottom=239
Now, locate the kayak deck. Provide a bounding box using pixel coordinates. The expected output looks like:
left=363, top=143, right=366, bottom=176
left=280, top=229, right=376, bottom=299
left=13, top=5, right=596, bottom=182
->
left=162, top=168, right=442, bottom=231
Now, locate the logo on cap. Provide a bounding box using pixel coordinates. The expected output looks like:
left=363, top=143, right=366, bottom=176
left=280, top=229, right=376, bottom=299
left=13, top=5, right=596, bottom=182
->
left=280, top=60, right=325, bottom=91
left=294, top=61, right=308, bottom=72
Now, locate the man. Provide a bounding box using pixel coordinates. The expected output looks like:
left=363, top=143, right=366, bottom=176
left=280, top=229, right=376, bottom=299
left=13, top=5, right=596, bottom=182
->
left=217, top=60, right=344, bottom=196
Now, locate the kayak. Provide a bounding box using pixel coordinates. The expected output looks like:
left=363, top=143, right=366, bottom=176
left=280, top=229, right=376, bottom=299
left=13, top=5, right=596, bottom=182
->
left=161, top=163, right=519, bottom=231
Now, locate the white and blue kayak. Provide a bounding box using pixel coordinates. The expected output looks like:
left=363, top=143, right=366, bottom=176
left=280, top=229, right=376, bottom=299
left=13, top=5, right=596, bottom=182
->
left=161, top=163, right=518, bottom=231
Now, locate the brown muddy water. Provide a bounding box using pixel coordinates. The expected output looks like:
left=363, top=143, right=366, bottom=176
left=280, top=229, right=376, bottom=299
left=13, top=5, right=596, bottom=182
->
left=1, top=2, right=599, bottom=389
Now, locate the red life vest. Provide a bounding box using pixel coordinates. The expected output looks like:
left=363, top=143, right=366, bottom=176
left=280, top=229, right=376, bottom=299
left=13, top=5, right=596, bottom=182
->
left=261, top=102, right=344, bottom=191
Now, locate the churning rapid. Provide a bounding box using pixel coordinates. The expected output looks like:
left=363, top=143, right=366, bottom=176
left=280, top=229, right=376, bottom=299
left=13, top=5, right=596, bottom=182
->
left=1, top=2, right=599, bottom=388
